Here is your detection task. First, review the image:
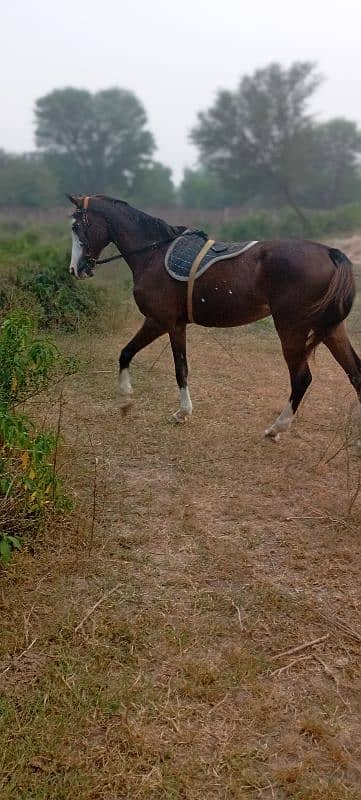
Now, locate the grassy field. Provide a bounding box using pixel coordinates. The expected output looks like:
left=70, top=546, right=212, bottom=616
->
left=1, top=239, right=361, bottom=799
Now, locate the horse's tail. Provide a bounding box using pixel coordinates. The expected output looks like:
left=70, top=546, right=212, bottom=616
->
left=307, top=248, right=355, bottom=353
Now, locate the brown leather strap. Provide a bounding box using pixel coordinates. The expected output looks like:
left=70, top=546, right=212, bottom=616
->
left=83, top=195, right=91, bottom=210
left=187, top=239, right=215, bottom=323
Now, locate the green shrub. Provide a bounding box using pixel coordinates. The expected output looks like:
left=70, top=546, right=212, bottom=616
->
left=0, top=311, right=75, bottom=565
left=0, top=230, right=66, bottom=270
left=16, top=260, right=102, bottom=330
left=0, top=311, right=60, bottom=406
left=0, top=232, right=105, bottom=330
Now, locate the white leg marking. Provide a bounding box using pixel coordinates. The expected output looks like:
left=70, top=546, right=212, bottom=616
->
left=180, top=387, right=192, bottom=414
left=119, top=368, right=132, bottom=395
left=119, top=368, right=133, bottom=413
left=265, top=401, right=294, bottom=441
left=69, top=229, right=83, bottom=277
left=171, top=386, right=193, bottom=424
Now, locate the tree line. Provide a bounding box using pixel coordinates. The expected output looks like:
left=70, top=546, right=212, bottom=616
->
left=1, top=62, right=361, bottom=216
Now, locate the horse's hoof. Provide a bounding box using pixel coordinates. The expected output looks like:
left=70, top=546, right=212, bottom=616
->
left=119, top=394, right=133, bottom=416
left=170, top=409, right=190, bottom=424
left=264, top=427, right=280, bottom=442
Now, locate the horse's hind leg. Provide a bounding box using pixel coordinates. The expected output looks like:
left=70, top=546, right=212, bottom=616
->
left=169, top=324, right=192, bottom=423
left=118, top=317, right=166, bottom=412
left=265, top=328, right=312, bottom=440
left=323, top=322, right=361, bottom=399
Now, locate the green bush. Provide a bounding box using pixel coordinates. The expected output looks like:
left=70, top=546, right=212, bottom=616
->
left=0, top=231, right=105, bottom=330
left=0, top=311, right=75, bottom=565
left=17, top=261, right=102, bottom=330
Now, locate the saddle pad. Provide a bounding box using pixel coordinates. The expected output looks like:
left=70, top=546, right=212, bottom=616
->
left=165, top=230, right=258, bottom=282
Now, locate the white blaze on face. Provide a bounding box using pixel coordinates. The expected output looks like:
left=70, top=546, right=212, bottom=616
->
left=69, top=224, right=83, bottom=277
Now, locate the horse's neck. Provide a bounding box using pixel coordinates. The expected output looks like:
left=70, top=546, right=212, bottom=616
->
left=104, top=204, right=140, bottom=256
left=104, top=202, right=170, bottom=274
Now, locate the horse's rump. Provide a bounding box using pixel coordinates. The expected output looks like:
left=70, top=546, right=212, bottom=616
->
left=305, top=247, right=355, bottom=351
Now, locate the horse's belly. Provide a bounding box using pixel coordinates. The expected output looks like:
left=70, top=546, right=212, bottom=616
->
left=194, top=291, right=270, bottom=327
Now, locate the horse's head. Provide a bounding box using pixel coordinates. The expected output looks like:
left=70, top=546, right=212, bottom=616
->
left=67, top=194, right=111, bottom=278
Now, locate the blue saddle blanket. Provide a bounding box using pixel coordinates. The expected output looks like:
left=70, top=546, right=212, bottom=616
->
left=165, top=230, right=258, bottom=282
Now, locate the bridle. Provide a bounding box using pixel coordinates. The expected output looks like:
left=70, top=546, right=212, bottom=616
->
left=76, top=195, right=181, bottom=270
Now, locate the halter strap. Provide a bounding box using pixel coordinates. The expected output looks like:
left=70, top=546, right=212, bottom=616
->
left=83, top=195, right=91, bottom=210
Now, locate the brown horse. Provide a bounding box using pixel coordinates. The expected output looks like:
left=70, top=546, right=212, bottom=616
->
left=67, top=194, right=361, bottom=439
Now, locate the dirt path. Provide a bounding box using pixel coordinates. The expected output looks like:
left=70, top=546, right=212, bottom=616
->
left=1, top=319, right=361, bottom=799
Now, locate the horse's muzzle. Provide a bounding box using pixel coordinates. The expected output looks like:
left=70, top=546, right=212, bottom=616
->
left=73, top=258, right=95, bottom=279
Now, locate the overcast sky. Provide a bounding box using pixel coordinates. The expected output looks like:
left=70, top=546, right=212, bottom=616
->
left=1, top=0, right=360, bottom=182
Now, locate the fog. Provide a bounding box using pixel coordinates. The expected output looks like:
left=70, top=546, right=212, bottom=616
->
left=1, top=0, right=360, bottom=181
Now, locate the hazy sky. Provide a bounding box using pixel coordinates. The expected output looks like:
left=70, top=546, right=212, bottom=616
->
left=1, top=0, right=360, bottom=182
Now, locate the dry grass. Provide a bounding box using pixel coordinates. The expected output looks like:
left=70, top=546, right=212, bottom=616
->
left=2, top=275, right=361, bottom=798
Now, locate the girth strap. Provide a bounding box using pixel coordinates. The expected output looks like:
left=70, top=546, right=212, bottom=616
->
left=187, top=238, right=215, bottom=323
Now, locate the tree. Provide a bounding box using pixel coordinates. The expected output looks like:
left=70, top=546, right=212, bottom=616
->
left=191, top=62, right=322, bottom=226
left=130, top=162, right=176, bottom=207
left=0, top=151, right=58, bottom=207
left=35, top=87, right=155, bottom=194
left=179, top=168, right=238, bottom=208
left=300, top=119, right=361, bottom=209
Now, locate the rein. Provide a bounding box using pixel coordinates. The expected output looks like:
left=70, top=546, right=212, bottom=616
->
left=92, top=237, right=179, bottom=266
left=93, top=253, right=123, bottom=265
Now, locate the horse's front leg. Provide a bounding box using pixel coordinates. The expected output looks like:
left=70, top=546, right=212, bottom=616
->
left=119, top=318, right=166, bottom=412
left=169, top=324, right=192, bottom=423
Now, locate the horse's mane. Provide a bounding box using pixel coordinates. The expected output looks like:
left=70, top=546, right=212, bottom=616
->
left=96, top=195, right=186, bottom=241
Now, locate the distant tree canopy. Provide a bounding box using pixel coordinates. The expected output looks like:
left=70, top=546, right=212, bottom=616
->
left=35, top=87, right=156, bottom=196
left=190, top=62, right=361, bottom=219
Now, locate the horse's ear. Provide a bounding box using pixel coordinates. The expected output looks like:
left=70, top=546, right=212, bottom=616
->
left=66, top=194, right=82, bottom=208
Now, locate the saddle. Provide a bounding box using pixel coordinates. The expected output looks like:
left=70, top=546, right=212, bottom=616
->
left=165, top=230, right=257, bottom=281
left=165, top=229, right=258, bottom=322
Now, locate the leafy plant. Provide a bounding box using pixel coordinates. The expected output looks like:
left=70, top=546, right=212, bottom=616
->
left=0, top=310, right=59, bottom=407
left=0, top=534, right=21, bottom=566
left=0, top=311, right=75, bottom=565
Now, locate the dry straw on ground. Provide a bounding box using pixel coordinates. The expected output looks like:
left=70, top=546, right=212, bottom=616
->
left=1, top=244, right=361, bottom=799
